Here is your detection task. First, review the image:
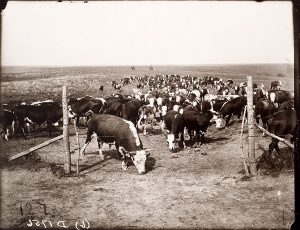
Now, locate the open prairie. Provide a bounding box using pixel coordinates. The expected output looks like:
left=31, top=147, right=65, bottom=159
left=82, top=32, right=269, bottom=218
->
left=0, top=64, right=295, bottom=229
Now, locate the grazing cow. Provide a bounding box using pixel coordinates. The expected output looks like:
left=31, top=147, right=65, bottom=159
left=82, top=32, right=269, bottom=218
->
left=163, top=110, right=185, bottom=152
left=211, top=98, right=228, bottom=112
left=13, top=102, right=62, bottom=137
left=215, top=96, right=247, bottom=128
left=266, top=109, right=296, bottom=160
left=99, top=85, right=104, bottom=92
left=270, top=80, right=282, bottom=90
left=80, top=114, right=150, bottom=174
left=0, top=109, right=15, bottom=141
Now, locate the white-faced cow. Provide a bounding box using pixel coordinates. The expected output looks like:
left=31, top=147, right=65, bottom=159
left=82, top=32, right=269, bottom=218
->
left=163, top=110, right=185, bottom=152
left=80, top=114, right=150, bottom=174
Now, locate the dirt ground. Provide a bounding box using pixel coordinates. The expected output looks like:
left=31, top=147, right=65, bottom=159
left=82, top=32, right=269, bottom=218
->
left=0, top=120, right=294, bottom=229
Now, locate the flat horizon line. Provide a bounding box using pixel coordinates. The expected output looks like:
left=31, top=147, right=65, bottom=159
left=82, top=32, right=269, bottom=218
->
left=1, top=63, right=294, bottom=68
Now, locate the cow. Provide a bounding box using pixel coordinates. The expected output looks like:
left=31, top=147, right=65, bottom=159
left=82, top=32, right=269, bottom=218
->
left=278, top=100, right=294, bottom=111
left=182, top=108, right=214, bottom=147
left=137, top=105, right=156, bottom=135
left=200, top=88, right=209, bottom=101
left=0, top=109, right=15, bottom=141
left=99, top=85, right=104, bottom=92
left=234, top=85, right=240, bottom=95
left=216, top=85, right=229, bottom=95
left=80, top=114, right=150, bottom=174
left=68, top=97, right=105, bottom=126
left=215, top=96, right=247, bottom=129
left=13, top=102, right=63, bottom=137
left=266, top=109, right=296, bottom=161
left=254, top=99, right=277, bottom=135
left=267, top=90, right=293, bottom=106
left=120, top=98, right=143, bottom=126
left=270, top=80, right=282, bottom=90
left=211, top=98, right=228, bottom=112
left=163, top=110, right=185, bottom=152
left=194, top=101, right=212, bottom=113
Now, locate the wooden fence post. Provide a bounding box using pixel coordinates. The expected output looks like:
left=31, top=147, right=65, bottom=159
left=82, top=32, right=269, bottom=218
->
left=62, top=86, right=71, bottom=174
left=247, top=76, right=257, bottom=176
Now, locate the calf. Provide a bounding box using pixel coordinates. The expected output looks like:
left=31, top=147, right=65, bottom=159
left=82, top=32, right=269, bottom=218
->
left=80, top=114, right=150, bottom=174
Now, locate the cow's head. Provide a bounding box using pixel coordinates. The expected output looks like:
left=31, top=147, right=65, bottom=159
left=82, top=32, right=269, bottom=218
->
left=130, top=149, right=150, bottom=174
left=167, top=134, right=177, bottom=152
left=161, top=105, right=168, bottom=117
left=215, top=114, right=225, bottom=129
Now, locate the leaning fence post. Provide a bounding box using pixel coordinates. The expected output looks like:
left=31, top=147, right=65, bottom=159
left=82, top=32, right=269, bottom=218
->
left=247, top=76, right=257, bottom=176
left=62, top=85, right=71, bottom=174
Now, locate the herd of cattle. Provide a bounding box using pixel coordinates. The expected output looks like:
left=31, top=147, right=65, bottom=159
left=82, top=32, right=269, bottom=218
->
left=1, top=74, right=296, bottom=173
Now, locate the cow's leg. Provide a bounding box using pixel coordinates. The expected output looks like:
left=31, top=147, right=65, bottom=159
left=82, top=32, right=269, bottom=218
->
left=97, top=138, right=104, bottom=160
left=273, top=139, right=281, bottom=155
left=225, top=114, right=232, bottom=126
left=268, top=138, right=277, bottom=160
left=76, top=116, right=80, bottom=127
left=46, top=121, right=52, bottom=138
left=118, top=147, right=128, bottom=171
left=4, top=127, right=9, bottom=141
left=80, top=129, right=93, bottom=156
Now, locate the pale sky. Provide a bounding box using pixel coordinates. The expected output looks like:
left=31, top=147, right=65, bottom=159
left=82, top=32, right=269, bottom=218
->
left=1, top=1, right=294, bottom=66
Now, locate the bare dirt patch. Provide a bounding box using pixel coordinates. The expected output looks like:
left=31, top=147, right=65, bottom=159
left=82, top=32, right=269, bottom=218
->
left=0, top=121, right=294, bottom=229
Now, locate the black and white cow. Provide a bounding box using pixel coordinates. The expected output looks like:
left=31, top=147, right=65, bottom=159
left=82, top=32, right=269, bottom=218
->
left=163, top=110, right=185, bottom=152
left=68, top=97, right=106, bottom=125
left=13, top=102, right=63, bottom=137
left=215, top=96, right=247, bottom=128
left=80, top=114, right=150, bottom=174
